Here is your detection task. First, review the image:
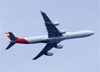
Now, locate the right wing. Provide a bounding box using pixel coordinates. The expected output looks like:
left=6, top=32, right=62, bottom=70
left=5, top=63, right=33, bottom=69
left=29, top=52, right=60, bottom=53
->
left=33, top=43, right=56, bottom=60
left=40, top=11, right=62, bottom=37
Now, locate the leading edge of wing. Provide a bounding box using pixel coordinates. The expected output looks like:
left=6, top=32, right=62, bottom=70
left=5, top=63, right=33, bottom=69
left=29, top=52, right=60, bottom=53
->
left=32, top=43, right=56, bottom=60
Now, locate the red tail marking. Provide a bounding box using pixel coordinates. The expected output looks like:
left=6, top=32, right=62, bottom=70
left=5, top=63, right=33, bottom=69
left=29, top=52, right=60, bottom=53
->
left=7, top=35, right=20, bottom=40
left=15, top=38, right=29, bottom=43
left=7, top=35, right=11, bottom=40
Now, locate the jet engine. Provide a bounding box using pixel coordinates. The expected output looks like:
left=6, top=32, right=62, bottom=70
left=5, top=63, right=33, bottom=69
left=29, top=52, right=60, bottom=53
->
left=52, top=21, right=59, bottom=26
left=55, top=44, right=63, bottom=49
left=59, top=30, right=66, bottom=34
left=45, top=52, right=53, bottom=56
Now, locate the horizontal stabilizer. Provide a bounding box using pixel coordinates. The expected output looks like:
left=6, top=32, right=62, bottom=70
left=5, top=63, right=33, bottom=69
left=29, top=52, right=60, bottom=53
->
left=6, top=42, right=15, bottom=50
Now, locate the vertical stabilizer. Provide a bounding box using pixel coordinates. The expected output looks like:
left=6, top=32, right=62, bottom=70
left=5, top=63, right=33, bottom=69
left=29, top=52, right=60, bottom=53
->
left=5, top=32, right=17, bottom=41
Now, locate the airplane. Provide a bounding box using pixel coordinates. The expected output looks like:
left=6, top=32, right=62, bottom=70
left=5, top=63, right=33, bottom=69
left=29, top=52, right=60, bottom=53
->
left=5, top=11, right=95, bottom=60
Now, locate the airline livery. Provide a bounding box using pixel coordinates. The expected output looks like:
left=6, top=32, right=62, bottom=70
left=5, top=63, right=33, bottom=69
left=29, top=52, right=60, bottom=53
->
left=5, top=11, right=95, bottom=60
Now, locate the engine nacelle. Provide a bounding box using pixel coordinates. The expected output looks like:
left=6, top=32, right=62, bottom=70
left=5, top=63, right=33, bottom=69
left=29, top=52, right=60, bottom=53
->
left=45, top=52, right=53, bottom=56
left=55, top=44, right=63, bottom=49
left=59, top=30, right=66, bottom=34
left=52, top=21, right=59, bottom=26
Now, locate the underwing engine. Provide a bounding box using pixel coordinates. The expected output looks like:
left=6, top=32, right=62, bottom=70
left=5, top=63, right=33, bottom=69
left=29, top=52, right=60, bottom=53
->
left=52, top=21, right=59, bottom=26
left=45, top=52, right=53, bottom=56
left=55, top=44, right=63, bottom=49
left=59, top=30, right=66, bottom=34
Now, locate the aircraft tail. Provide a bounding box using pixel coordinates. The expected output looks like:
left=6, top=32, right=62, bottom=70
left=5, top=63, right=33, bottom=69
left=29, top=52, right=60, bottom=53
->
left=5, top=32, right=18, bottom=50
left=5, top=32, right=20, bottom=40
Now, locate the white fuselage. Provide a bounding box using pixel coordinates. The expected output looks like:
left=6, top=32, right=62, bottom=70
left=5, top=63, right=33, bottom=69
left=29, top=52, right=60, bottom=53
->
left=21, top=30, right=94, bottom=44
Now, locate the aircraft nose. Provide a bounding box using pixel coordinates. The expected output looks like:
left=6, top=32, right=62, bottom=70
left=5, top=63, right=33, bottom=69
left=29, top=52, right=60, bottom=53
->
left=89, top=31, right=95, bottom=35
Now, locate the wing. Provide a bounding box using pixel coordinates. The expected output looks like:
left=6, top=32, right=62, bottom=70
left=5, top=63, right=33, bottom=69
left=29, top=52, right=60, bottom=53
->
left=33, top=43, right=56, bottom=60
left=40, top=11, right=62, bottom=37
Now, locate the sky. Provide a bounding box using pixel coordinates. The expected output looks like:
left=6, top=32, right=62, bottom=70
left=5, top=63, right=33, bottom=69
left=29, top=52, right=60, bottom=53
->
left=0, top=0, right=99, bottom=72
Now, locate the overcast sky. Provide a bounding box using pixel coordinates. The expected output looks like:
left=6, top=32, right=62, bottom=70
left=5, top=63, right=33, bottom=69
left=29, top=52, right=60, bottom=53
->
left=1, top=0, right=99, bottom=72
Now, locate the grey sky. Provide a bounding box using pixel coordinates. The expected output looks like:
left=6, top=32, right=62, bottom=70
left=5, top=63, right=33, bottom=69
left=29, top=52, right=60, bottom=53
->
left=1, top=0, right=99, bottom=72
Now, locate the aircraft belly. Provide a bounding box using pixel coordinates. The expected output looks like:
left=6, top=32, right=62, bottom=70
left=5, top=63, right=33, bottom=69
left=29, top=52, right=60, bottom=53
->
left=44, top=37, right=63, bottom=43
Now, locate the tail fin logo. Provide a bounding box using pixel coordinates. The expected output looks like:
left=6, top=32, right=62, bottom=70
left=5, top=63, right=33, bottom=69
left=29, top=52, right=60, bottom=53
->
left=5, top=32, right=20, bottom=40
left=5, top=32, right=11, bottom=40
left=5, top=32, right=9, bottom=35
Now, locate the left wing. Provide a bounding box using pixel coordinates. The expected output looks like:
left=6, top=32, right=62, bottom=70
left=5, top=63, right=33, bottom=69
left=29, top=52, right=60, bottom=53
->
left=33, top=43, right=56, bottom=60
left=41, top=11, right=62, bottom=37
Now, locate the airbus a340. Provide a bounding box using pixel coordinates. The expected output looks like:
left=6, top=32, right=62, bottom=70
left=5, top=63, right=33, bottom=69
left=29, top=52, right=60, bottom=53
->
left=5, top=11, right=94, bottom=60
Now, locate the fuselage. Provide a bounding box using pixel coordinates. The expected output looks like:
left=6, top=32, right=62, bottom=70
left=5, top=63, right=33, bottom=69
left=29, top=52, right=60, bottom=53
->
left=15, top=30, right=94, bottom=44
left=5, top=11, right=95, bottom=60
